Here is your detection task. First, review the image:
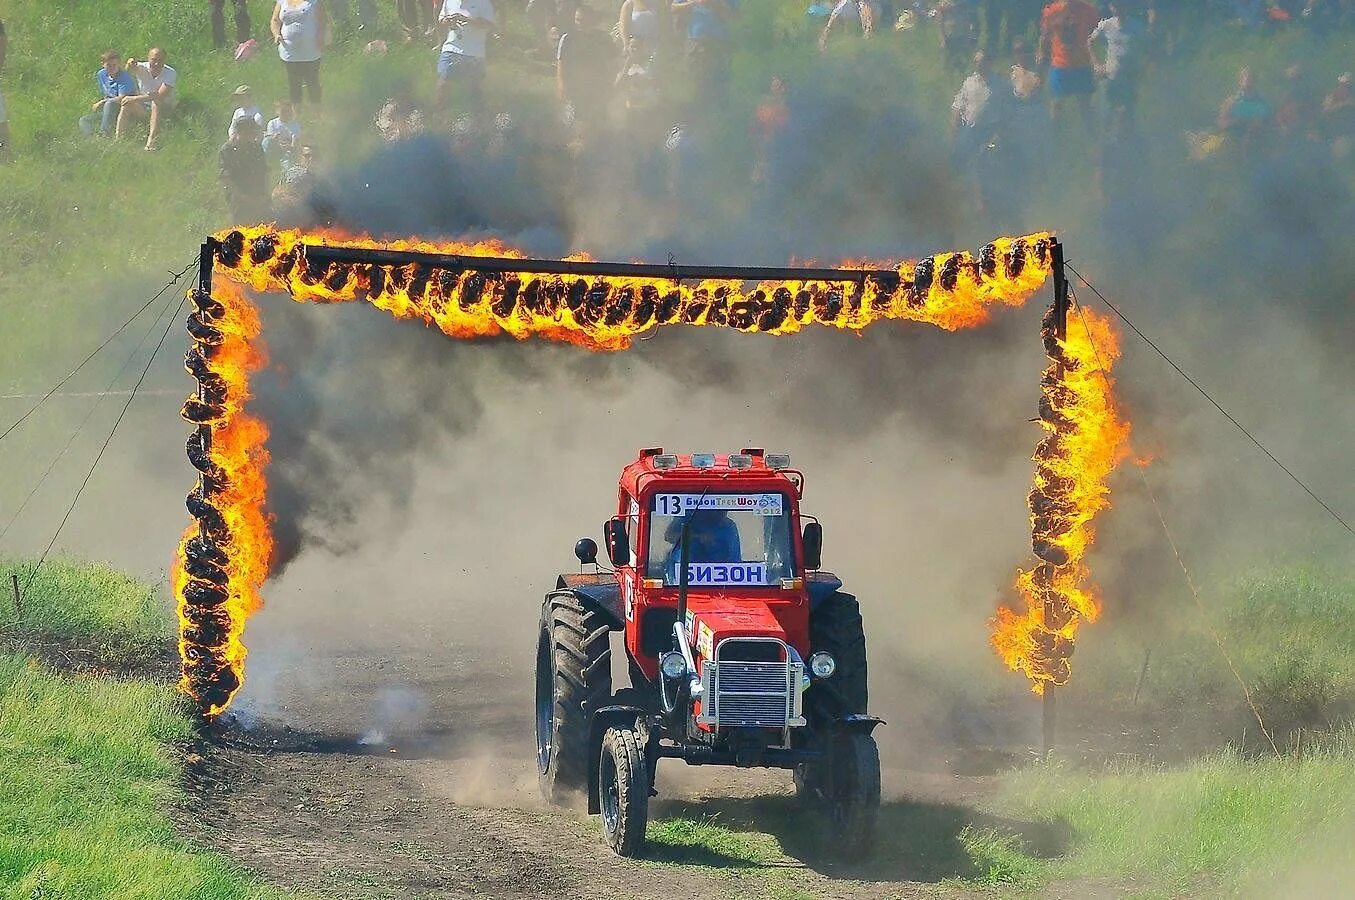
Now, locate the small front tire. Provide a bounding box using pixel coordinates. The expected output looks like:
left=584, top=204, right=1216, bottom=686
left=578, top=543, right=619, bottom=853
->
left=599, top=725, right=649, bottom=857
left=827, top=731, right=881, bottom=854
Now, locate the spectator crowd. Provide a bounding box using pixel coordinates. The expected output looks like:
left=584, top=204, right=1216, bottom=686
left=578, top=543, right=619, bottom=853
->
left=1, top=1, right=1352, bottom=228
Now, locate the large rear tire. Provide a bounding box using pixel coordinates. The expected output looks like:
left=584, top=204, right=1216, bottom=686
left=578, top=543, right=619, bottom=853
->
left=536, top=591, right=612, bottom=805
left=599, top=724, right=649, bottom=857
left=796, top=592, right=869, bottom=805
left=808, top=591, right=868, bottom=718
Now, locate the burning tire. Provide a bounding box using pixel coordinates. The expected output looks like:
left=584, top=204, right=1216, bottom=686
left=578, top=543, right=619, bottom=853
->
left=827, top=731, right=881, bottom=854
left=599, top=724, right=649, bottom=857
left=536, top=591, right=612, bottom=805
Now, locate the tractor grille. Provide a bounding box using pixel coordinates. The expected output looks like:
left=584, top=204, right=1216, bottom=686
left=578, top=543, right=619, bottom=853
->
left=711, top=661, right=792, bottom=727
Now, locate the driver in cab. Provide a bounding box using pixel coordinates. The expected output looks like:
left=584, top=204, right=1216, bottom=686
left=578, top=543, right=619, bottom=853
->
left=664, top=508, right=742, bottom=573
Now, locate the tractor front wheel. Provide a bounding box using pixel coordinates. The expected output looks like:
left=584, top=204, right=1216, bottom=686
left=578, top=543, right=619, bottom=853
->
left=536, top=592, right=612, bottom=805
left=599, top=725, right=649, bottom=857
left=826, top=731, right=880, bottom=855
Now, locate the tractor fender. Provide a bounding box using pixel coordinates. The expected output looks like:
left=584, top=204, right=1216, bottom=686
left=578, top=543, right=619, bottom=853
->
left=586, top=704, right=647, bottom=814
left=834, top=714, right=886, bottom=735
left=805, top=572, right=845, bottom=609
left=553, top=576, right=624, bottom=630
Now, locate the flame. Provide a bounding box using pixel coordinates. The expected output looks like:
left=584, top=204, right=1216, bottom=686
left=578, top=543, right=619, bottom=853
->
left=990, top=306, right=1130, bottom=693
left=172, top=226, right=1113, bottom=717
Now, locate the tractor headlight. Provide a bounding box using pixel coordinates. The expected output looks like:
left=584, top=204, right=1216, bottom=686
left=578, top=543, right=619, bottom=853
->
left=660, top=651, right=688, bottom=680
left=809, top=652, right=837, bottom=679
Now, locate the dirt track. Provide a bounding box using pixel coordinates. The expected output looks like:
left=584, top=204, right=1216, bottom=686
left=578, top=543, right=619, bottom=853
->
left=173, top=639, right=1043, bottom=900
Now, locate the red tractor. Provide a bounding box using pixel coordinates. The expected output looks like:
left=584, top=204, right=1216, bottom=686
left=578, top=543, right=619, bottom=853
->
left=536, top=448, right=881, bottom=857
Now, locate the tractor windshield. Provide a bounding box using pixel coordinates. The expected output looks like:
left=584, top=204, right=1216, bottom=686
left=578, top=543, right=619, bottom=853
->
left=645, top=492, right=795, bottom=587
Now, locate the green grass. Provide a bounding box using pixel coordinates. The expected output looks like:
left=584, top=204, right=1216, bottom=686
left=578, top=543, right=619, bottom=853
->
left=1075, top=567, right=1355, bottom=736
left=0, top=655, right=296, bottom=900
left=1, top=557, right=172, bottom=664
left=646, top=814, right=781, bottom=869
left=985, top=732, right=1355, bottom=895
left=0, top=559, right=293, bottom=899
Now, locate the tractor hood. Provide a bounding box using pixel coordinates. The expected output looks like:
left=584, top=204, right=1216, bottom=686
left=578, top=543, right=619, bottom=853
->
left=684, top=598, right=793, bottom=661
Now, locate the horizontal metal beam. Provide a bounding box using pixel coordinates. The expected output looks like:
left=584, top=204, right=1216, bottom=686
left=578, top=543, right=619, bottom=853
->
left=301, top=243, right=901, bottom=285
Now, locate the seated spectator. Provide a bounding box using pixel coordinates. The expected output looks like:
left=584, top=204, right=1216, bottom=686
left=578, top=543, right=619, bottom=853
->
left=264, top=99, right=302, bottom=167
left=80, top=50, right=138, bottom=137
left=124, top=48, right=178, bottom=151
left=1217, top=65, right=1272, bottom=147
left=228, top=84, right=264, bottom=139
left=218, top=116, right=269, bottom=223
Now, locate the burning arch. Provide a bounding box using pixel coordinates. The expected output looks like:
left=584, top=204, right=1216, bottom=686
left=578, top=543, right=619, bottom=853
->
left=174, top=228, right=1127, bottom=720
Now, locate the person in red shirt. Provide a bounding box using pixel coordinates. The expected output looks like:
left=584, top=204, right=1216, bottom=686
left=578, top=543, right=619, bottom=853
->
left=1038, top=0, right=1099, bottom=122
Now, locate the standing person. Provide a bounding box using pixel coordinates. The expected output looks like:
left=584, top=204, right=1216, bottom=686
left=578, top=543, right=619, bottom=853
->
left=1037, top=0, right=1098, bottom=124
left=557, top=5, right=612, bottom=131
left=228, top=84, right=265, bottom=138
left=80, top=51, right=138, bottom=137
left=332, top=0, right=378, bottom=35
left=819, top=0, right=877, bottom=50
left=272, top=0, right=326, bottom=109
left=435, top=0, right=496, bottom=110
left=210, top=0, right=253, bottom=53
left=398, top=0, right=434, bottom=43
left=671, top=0, right=736, bottom=100
left=618, top=0, right=661, bottom=62
left=219, top=116, right=270, bottom=222
left=1088, top=1, right=1145, bottom=134
left=124, top=49, right=178, bottom=150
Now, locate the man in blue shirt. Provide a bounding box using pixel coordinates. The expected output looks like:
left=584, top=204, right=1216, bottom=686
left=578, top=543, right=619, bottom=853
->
left=80, top=50, right=138, bottom=136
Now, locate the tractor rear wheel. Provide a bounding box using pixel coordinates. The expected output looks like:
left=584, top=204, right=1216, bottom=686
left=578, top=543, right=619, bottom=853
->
left=796, top=592, right=868, bottom=805
left=599, top=724, right=649, bottom=857
left=537, top=591, right=612, bottom=805
left=826, top=731, right=880, bottom=855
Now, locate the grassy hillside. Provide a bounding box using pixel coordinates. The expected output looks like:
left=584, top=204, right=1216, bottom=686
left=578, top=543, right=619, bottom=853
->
left=0, top=558, right=295, bottom=900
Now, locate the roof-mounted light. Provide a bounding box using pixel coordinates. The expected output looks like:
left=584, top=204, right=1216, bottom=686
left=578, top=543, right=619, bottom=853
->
left=692, top=453, right=716, bottom=469
left=652, top=454, right=678, bottom=469
left=728, top=454, right=753, bottom=469
left=766, top=453, right=792, bottom=469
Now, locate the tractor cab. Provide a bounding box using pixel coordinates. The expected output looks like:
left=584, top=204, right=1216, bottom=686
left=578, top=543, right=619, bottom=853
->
left=537, top=448, right=880, bottom=858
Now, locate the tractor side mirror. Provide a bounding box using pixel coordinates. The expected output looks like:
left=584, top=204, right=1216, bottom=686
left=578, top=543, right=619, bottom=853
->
left=802, top=522, right=823, bottom=571
left=603, top=518, right=630, bottom=567
left=575, top=538, right=598, bottom=566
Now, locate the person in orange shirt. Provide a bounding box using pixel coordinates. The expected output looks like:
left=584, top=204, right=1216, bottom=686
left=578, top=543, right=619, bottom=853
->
left=1038, top=0, right=1099, bottom=123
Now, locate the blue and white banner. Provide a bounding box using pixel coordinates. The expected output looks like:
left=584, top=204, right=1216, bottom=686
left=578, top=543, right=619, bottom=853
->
left=672, top=562, right=769, bottom=586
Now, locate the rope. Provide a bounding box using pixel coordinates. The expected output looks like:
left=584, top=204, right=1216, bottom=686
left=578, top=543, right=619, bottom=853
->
left=0, top=277, right=185, bottom=544
left=18, top=272, right=195, bottom=601
left=0, top=258, right=197, bottom=445
left=1070, top=293, right=1280, bottom=757
left=1065, top=263, right=1351, bottom=537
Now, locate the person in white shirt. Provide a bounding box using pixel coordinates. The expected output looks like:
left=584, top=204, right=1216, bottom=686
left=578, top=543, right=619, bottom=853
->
left=272, top=0, right=326, bottom=107
left=227, top=84, right=264, bottom=139
left=436, top=0, right=496, bottom=109
left=123, top=47, right=177, bottom=151
left=263, top=99, right=302, bottom=167
left=950, top=51, right=994, bottom=135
